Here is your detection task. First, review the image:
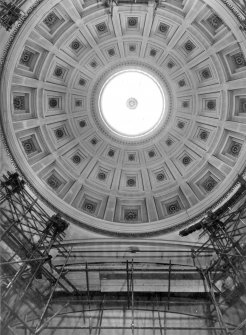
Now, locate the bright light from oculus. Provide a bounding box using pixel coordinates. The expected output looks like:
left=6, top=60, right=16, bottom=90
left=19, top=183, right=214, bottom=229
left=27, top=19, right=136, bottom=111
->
left=99, top=70, right=165, bottom=137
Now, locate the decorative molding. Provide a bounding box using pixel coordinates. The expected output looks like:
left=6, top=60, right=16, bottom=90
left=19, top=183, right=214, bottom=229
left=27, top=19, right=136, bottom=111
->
left=0, top=0, right=246, bottom=237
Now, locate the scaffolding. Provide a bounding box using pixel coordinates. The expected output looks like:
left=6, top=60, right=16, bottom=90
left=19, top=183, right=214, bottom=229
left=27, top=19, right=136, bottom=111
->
left=1, top=171, right=246, bottom=334
left=0, top=0, right=25, bottom=31
left=180, top=175, right=246, bottom=335
left=0, top=171, right=77, bottom=335
left=8, top=259, right=219, bottom=334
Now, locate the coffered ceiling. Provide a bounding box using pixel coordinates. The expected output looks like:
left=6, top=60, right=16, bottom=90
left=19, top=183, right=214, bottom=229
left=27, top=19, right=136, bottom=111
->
left=1, top=0, right=246, bottom=236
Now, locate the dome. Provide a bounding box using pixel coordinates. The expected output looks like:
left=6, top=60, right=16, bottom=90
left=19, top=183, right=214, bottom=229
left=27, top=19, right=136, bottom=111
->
left=1, top=0, right=246, bottom=236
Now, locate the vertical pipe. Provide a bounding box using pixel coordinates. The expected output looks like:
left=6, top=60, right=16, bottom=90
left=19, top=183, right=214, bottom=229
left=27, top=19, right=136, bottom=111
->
left=163, top=310, right=167, bottom=335
left=131, top=259, right=134, bottom=335
left=167, top=260, right=171, bottom=310
left=158, top=310, right=163, bottom=335
left=97, top=295, right=104, bottom=335
left=85, top=262, right=90, bottom=308
left=126, top=260, right=130, bottom=309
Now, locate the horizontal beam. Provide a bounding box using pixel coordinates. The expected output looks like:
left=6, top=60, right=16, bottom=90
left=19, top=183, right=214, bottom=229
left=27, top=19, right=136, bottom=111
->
left=54, top=266, right=199, bottom=272
left=16, top=326, right=237, bottom=331
left=51, top=298, right=210, bottom=304
left=63, top=250, right=210, bottom=253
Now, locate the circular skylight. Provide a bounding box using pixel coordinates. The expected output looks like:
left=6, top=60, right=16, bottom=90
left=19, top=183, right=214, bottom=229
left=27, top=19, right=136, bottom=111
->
left=99, top=70, right=165, bottom=137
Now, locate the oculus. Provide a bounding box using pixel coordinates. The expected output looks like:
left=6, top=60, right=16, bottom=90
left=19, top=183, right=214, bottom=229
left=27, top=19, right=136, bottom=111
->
left=99, top=70, right=165, bottom=137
